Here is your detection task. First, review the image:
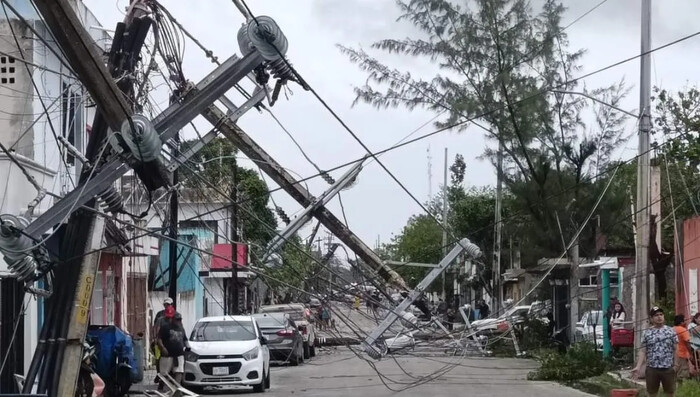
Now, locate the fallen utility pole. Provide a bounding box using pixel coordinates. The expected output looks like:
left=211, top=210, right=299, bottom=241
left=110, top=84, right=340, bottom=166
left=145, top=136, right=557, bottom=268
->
left=199, top=104, right=407, bottom=290
left=23, top=51, right=264, bottom=238
left=24, top=1, right=150, bottom=395
left=262, top=158, right=365, bottom=262
left=362, top=238, right=482, bottom=359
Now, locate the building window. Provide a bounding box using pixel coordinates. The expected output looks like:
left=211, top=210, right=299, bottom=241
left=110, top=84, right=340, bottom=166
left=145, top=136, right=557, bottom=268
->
left=61, top=83, right=84, bottom=166
left=579, top=273, right=619, bottom=287
left=579, top=275, right=598, bottom=287
left=0, top=56, right=16, bottom=85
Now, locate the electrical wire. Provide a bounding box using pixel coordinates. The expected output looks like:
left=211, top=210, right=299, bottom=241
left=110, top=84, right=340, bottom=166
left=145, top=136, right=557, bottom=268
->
left=232, top=1, right=700, bottom=324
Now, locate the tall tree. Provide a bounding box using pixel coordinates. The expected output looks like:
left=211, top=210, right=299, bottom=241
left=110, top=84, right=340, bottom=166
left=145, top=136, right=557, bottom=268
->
left=341, top=0, right=630, bottom=261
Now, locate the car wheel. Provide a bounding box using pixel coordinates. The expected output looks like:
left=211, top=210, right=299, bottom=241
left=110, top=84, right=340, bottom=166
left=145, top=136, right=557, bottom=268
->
left=303, top=342, right=311, bottom=360
left=290, top=345, right=300, bottom=366
left=264, top=369, right=271, bottom=389
left=252, top=375, right=265, bottom=393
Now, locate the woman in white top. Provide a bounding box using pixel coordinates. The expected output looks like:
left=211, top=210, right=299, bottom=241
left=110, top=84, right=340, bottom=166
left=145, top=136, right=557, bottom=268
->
left=610, top=302, right=626, bottom=329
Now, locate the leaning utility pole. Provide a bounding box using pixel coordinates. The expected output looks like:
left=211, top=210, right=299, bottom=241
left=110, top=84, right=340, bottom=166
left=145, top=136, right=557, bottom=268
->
left=441, top=148, right=448, bottom=300
left=635, top=0, right=652, bottom=352
left=493, top=143, right=503, bottom=312
left=230, top=157, right=240, bottom=315
left=25, top=1, right=150, bottom=395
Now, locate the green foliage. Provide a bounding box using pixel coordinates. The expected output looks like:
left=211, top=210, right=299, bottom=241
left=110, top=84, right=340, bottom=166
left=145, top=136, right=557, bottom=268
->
left=657, top=295, right=676, bottom=326
left=528, top=342, right=609, bottom=381
left=677, top=380, right=700, bottom=397
left=654, top=86, right=700, bottom=169
left=178, top=137, right=277, bottom=251
left=519, top=319, right=554, bottom=351
left=389, top=214, right=443, bottom=289
left=263, top=235, right=317, bottom=300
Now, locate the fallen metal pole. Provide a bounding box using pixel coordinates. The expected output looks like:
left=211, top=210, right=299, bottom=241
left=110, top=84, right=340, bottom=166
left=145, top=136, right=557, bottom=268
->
left=24, top=52, right=263, bottom=238
left=362, top=238, right=481, bottom=359
left=262, top=158, right=365, bottom=262
left=201, top=103, right=407, bottom=290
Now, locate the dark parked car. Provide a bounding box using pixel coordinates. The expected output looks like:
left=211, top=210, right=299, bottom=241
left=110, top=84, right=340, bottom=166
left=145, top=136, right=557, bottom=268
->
left=252, top=312, right=305, bottom=365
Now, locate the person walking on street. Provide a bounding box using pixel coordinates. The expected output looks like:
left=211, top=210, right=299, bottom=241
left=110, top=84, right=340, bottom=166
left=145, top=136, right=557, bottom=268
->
left=673, top=315, right=695, bottom=382
left=321, top=305, right=331, bottom=329
left=632, top=306, right=679, bottom=396
left=353, top=294, right=361, bottom=311
left=157, top=307, right=189, bottom=390
left=152, top=297, right=179, bottom=380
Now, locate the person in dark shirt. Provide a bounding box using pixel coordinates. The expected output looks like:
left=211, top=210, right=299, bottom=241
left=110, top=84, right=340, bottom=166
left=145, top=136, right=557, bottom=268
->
left=478, top=300, right=490, bottom=319
left=157, top=307, right=189, bottom=389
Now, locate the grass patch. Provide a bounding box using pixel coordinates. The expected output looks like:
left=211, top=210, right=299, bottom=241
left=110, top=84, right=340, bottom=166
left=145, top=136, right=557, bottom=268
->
left=528, top=342, right=609, bottom=381
left=677, top=380, right=700, bottom=397
left=566, top=373, right=645, bottom=397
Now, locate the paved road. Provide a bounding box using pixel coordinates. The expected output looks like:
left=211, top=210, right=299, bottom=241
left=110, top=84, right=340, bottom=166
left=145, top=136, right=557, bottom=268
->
left=206, top=347, right=592, bottom=397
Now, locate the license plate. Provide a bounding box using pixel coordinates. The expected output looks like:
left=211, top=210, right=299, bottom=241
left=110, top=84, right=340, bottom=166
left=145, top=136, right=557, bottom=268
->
left=212, top=366, right=229, bottom=376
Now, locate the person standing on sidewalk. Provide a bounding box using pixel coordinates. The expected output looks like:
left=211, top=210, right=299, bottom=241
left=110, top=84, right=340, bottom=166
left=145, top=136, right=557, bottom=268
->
left=673, top=314, right=695, bottom=381
left=632, top=306, right=679, bottom=396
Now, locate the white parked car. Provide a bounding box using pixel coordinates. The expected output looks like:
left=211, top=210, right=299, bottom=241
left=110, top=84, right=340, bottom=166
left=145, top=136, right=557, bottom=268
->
left=183, top=316, right=270, bottom=393
left=575, top=310, right=604, bottom=349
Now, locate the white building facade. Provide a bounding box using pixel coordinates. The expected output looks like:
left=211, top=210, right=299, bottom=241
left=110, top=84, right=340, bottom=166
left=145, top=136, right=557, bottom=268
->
left=0, top=0, right=115, bottom=378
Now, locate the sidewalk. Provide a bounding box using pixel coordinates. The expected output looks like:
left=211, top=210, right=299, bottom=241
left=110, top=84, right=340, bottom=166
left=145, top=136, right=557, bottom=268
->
left=610, top=369, right=648, bottom=387
left=128, top=369, right=158, bottom=395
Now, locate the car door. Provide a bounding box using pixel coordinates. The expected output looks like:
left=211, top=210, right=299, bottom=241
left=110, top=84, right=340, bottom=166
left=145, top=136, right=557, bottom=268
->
left=255, top=320, right=270, bottom=371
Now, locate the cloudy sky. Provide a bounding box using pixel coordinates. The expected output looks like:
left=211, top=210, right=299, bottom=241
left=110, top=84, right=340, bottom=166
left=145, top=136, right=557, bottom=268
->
left=84, top=0, right=700, bottom=250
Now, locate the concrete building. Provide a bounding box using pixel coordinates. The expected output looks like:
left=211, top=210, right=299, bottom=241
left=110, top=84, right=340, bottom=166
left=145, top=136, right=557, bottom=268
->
left=126, top=185, right=254, bottom=340
left=0, top=1, right=117, bottom=389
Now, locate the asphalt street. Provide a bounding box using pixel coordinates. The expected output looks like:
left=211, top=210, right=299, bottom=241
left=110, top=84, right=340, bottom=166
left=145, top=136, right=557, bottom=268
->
left=205, top=347, right=593, bottom=397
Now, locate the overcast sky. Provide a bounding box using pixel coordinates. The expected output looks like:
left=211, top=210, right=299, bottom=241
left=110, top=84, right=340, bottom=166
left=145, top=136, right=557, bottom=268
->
left=84, top=0, right=700, bottom=250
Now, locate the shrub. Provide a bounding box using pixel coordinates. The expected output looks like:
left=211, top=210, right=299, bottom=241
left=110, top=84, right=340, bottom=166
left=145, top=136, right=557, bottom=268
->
left=677, top=380, right=700, bottom=397
left=519, top=318, right=553, bottom=351
left=528, top=342, right=609, bottom=381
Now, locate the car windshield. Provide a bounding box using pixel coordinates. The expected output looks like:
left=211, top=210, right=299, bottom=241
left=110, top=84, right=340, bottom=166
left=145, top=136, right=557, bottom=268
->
left=261, top=307, right=304, bottom=321
left=190, top=321, right=256, bottom=342
left=254, top=315, right=288, bottom=328
left=503, top=306, right=528, bottom=318
left=588, top=311, right=603, bottom=325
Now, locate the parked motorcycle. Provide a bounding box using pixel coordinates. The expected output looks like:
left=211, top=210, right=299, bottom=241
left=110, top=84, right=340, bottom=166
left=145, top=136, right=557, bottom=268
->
left=76, top=340, right=105, bottom=397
